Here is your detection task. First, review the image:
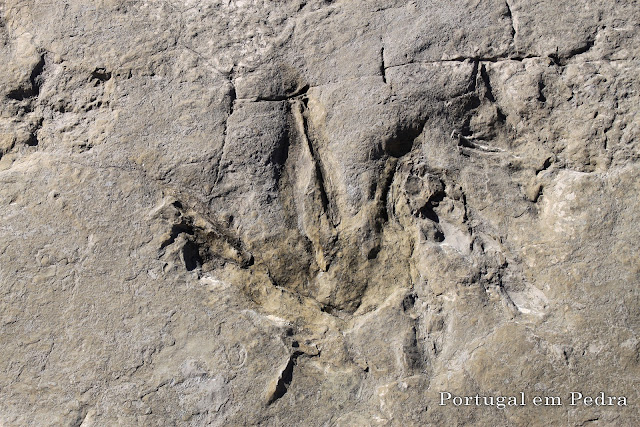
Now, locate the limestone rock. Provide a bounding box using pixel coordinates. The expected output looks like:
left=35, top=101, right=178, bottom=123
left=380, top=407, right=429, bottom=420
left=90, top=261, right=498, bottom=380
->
left=1, top=0, right=639, bottom=425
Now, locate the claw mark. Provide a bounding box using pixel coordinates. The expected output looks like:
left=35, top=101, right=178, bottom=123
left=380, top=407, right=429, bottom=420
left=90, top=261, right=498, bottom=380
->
left=505, top=0, right=515, bottom=37
left=214, top=81, right=236, bottom=185
left=380, top=46, right=387, bottom=84
left=266, top=351, right=302, bottom=405
left=7, top=54, right=45, bottom=101
left=292, top=100, right=339, bottom=227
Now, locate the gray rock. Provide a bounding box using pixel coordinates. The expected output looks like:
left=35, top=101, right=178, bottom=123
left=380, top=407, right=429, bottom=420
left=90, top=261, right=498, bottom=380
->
left=1, top=0, right=639, bottom=425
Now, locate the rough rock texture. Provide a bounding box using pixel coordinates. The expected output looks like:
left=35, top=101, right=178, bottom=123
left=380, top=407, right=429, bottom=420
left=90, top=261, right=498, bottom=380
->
left=1, top=0, right=639, bottom=425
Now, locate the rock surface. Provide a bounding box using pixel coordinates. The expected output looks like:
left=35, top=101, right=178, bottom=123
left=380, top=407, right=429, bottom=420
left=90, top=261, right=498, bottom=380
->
left=1, top=0, right=639, bottom=425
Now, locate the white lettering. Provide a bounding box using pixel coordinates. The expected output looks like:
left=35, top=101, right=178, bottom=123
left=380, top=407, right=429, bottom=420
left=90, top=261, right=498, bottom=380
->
left=439, top=392, right=451, bottom=406
left=545, top=396, right=562, bottom=406
left=570, top=392, right=582, bottom=405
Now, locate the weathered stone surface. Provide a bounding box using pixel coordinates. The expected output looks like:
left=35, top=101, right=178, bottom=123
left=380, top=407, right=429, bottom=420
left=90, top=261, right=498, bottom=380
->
left=1, top=0, right=639, bottom=425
